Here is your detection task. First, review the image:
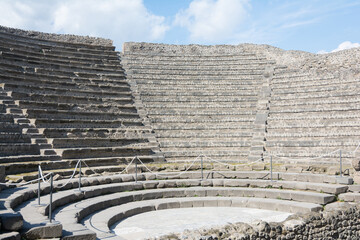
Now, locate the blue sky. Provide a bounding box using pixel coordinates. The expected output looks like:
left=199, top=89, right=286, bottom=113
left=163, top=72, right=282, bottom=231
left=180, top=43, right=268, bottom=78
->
left=0, top=0, right=359, bottom=53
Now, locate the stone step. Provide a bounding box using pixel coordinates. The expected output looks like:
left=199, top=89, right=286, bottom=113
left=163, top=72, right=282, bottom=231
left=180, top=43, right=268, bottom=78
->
left=3, top=82, right=132, bottom=99
left=50, top=137, right=151, bottom=148
left=0, top=132, right=31, bottom=143
left=17, top=100, right=137, bottom=114
left=57, top=146, right=155, bottom=159
left=268, top=111, right=360, bottom=121
left=143, top=102, right=257, bottom=109
left=159, top=140, right=251, bottom=148
left=150, top=115, right=255, bottom=123
left=0, top=122, right=22, bottom=132
left=34, top=118, right=144, bottom=128
left=26, top=108, right=140, bottom=121
left=0, top=68, right=128, bottom=86
left=0, top=143, right=40, bottom=156
left=131, top=74, right=263, bottom=80
left=0, top=113, right=14, bottom=122
left=1, top=50, right=123, bottom=71
left=155, top=130, right=253, bottom=138
left=0, top=74, right=131, bottom=93
left=271, top=95, right=360, bottom=107
left=271, top=89, right=359, bottom=101
left=162, top=149, right=250, bottom=158
left=147, top=109, right=257, bottom=116
left=141, top=95, right=258, bottom=102
left=138, top=86, right=259, bottom=93
left=11, top=91, right=133, bottom=105
left=129, top=69, right=265, bottom=75
left=125, top=62, right=269, bottom=69
left=0, top=33, right=118, bottom=58
left=134, top=79, right=263, bottom=86
left=41, top=127, right=152, bottom=138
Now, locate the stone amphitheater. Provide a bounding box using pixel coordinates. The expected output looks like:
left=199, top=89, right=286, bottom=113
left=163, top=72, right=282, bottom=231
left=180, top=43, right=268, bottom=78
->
left=0, top=25, right=360, bottom=240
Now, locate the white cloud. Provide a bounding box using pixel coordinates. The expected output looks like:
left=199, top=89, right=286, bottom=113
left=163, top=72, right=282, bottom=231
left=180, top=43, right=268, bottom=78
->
left=174, top=0, right=249, bottom=42
left=0, top=0, right=169, bottom=49
left=317, top=41, right=360, bottom=54
left=331, top=41, right=360, bottom=52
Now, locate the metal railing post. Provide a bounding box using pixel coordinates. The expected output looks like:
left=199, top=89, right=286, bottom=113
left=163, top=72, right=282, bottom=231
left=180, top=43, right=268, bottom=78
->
left=49, top=173, right=53, bottom=223
left=201, top=156, right=203, bottom=180
left=37, top=165, right=41, bottom=205
left=270, top=155, right=273, bottom=181
left=340, top=150, right=342, bottom=177
left=135, top=157, right=138, bottom=183
left=78, top=160, right=82, bottom=191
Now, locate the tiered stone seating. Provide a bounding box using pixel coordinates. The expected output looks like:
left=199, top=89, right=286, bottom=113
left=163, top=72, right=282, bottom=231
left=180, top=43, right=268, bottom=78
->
left=0, top=26, right=162, bottom=174
left=266, top=68, right=360, bottom=166
left=122, top=43, right=274, bottom=162
left=0, top=170, right=351, bottom=239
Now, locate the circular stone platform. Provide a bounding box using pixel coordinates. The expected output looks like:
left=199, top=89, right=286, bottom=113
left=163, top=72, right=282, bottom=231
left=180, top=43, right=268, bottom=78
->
left=112, top=207, right=292, bottom=239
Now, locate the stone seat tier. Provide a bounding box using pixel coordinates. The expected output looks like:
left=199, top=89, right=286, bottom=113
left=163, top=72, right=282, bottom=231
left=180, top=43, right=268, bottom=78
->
left=138, top=84, right=260, bottom=91
left=129, top=69, right=265, bottom=75
left=134, top=79, right=263, bottom=86
left=271, top=89, right=359, bottom=101
left=150, top=115, right=255, bottom=123
left=271, top=75, right=336, bottom=84
left=26, top=109, right=140, bottom=121
left=16, top=100, right=137, bottom=114
left=0, top=143, right=40, bottom=156
left=268, top=111, right=360, bottom=121
left=40, top=127, right=152, bottom=138
left=0, top=53, right=124, bottom=74
left=271, top=83, right=360, bottom=95
left=0, top=50, right=123, bottom=70
left=0, top=154, right=61, bottom=164
left=2, top=171, right=351, bottom=212
left=122, top=53, right=266, bottom=61
left=139, top=89, right=259, bottom=96
left=49, top=137, right=152, bottom=148
left=271, top=96, right=360, bottom=107
left=11, top=179, right=338, bottom=238
left=2, top=83, right=132, bottom=99
left=0, top=113, right=14, bottom=122
left=0, top=122, right=22, bottom=132
left=271, top=77, right=355, bottom=89
left=0, top=32, right=118, bottom=55
left=0, top=132, right=31, bottom=143
left=124, top=60, right=274, bottom=68
left=159, top=139, right=251, bottom=148
left=56, top=145, right=155, bottom=159
left=265, top=140, right=359, bottom=148
left=146, top=108, right=257, bottom=116
left=11, top=92, right=133, bottom=105
left=141, top=96, right=259, bottom=103
left=33, top=118, right=144, bottom=128
left=11, top=181, right=331, bottom=238
left=143, top=102, right=257, bottom=109
left=0, top=74, right=131, bottom=93
left=161, top=148, right=250, bottom=158
left=153, top=130, right=253, bottom=138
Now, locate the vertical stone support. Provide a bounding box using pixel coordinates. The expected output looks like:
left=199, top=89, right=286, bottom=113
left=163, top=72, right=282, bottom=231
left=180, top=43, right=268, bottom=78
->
left=248, top=65, right=274, bottom=161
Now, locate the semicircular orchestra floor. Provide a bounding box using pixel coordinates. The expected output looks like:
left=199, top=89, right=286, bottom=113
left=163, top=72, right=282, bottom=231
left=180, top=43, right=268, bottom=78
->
left=111, top=207, right=292, bottom=239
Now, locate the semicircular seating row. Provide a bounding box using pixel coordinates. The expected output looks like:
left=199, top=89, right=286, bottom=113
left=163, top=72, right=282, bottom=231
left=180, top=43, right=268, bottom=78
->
left=0, top=170, right=353, bottom=239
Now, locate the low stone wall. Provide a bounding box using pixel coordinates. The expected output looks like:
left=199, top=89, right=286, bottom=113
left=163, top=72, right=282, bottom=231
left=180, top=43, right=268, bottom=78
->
left=158, top=202, right=360, bottom=240
left=0, top=25, right=113, bottom=46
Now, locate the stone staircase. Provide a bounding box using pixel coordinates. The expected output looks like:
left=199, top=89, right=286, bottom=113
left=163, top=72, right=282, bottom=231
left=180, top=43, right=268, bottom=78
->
left=122, top=43, right=275, bottom=163
left=266, top=67, right=360, bottom=167
left=0, top=26, right=163, bottom=175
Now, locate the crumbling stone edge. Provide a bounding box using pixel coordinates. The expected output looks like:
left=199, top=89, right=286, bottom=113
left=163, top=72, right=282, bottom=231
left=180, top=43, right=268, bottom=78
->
left=0, top=25, right=113, bottom=46
left=155, top=202, right=360, bottom=240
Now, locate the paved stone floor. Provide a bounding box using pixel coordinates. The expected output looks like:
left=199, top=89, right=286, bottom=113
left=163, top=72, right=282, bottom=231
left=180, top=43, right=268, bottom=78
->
left=111, top=207, right=292, bottom=239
